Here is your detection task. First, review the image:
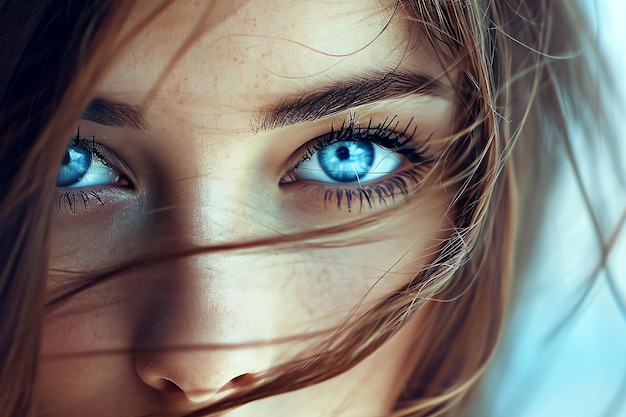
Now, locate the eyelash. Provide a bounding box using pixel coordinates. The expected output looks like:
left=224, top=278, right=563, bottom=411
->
left=55, top=189, right=105, bottom=215
left=292, top=115, right=429, bottom=163
left=55, top=117, right=434, bottom=215
left=282, top=115, right=434, bottom=212
left=55, top=129, right=124, bottom=215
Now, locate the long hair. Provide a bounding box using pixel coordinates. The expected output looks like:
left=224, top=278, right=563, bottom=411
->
left=0, top=1, right=619, bottom=416
left=0, top=2, right=136, bottom=416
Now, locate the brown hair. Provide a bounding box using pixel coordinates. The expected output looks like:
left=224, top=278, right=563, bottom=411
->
left=0, top=1, right=619, bottom=416
left=0, top=2, right=127, bottom=415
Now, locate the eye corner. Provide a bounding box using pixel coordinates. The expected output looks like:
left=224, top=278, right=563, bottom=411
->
left=56, top=136, right=134, bottom=190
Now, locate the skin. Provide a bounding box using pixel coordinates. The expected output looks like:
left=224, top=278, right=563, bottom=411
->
left=39, top=1, right=459, bottom=416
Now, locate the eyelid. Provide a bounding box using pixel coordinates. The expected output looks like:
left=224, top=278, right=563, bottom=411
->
left=281, top=114, right=431, bottom=182
left=295, top=141, right=404, bottom=184
left=65, top=132, right=135, bottom=189
left=62, top=153, right=121, bottom=189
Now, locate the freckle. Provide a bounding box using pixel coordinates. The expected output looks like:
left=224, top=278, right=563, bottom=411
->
left=239, top=60, right=245, bottom=65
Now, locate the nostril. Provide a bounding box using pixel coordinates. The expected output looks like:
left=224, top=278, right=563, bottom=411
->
left=218, top=373, right=257, bottom=393
left=154, top=378, right=184, bottom=394
left=135, top=346, right=270, bottom=403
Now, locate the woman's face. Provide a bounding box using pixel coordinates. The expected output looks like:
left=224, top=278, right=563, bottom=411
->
left=40, top=1, right=458, bottom=416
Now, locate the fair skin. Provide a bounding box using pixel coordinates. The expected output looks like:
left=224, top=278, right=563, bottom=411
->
left=39, top=1, right=458, bottom=416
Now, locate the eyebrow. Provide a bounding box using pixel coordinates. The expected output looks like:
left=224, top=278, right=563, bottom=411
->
left=253, top=70, right=450, bottom=132
left=80, top=97, right=148, bottom=130
left=80, top=71, right=448, bottom=132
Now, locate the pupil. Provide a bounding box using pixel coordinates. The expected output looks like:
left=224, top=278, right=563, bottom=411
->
left=335, top=146, right=350, bottom=161
left=62, top=151, right=70, bottom=165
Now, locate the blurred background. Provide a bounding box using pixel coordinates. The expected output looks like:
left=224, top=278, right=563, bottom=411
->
left=470, top=1, right=626, bottom=416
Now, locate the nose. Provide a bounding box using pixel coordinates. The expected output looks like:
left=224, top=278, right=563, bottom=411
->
left=133, top=257, right=275, bottom=404
left=135, top=342, right=266, bottom=402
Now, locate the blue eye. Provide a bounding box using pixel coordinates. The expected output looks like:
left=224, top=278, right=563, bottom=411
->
left=296, top=140, right=402, bottom=184
left=56, top=145, right=120, bottom=188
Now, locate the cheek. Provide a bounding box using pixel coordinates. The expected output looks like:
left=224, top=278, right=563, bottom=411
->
left=230, top=194, right=450, bottom=340
left=44, top=203, right=446, bottom=344
left=36, top=354, right=159, bottom=417
left=41, top=179, right=452, bottom=417
left=44, top=184, right=450, bottom=343
left=38, top=287, right=150, bottom=417
left=219, top=310, right=428, bottom=417
left=41, top=275, right=137, bottom=356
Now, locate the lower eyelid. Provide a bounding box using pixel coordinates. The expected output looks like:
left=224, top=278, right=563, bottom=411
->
left=295, top=142, right=403, bottom=185
left=62, top=159, right=121, bottom=189
left=281, top=116, right=432, bottom=188
left=54, top=187, right=133, bottom=216
left=55, top=189, right=106, bottom=215
left=60, top=136, right=136, bottom=190
left=281, top=151, right=416, bottom=185
left=281, top=166, right=426, bottom=212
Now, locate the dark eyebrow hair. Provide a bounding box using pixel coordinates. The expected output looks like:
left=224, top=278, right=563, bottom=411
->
left=253, top=70, right=451, bottom=132
left=80, top=97, right=148, bottom=130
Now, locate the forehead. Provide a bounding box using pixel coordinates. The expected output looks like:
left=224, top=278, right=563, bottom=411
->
left=97, top=0, right=450, bottom=128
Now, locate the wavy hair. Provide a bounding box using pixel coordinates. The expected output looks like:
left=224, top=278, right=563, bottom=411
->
left=0, top=1, right=620, bottom=416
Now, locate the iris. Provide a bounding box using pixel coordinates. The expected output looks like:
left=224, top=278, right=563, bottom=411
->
left=317, top=141, right=374, bottom=183
left=56, top=146, right=93, bottom=187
